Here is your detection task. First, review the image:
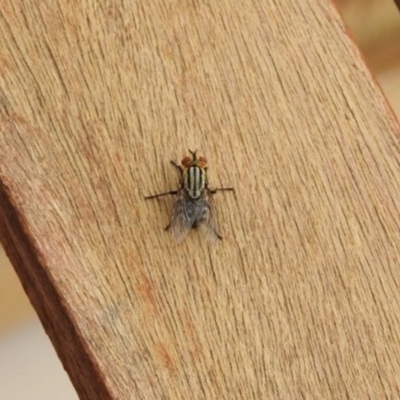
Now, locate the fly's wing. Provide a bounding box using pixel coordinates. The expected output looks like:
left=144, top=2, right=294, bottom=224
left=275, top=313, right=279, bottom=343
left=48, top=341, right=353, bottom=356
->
left=197, top=191, right=221, bottom=243
left=167, top=188, right=196, bottom=243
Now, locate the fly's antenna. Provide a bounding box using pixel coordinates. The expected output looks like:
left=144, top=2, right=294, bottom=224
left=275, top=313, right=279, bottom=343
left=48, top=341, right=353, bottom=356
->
left=188, top=149, right=198, bottom=161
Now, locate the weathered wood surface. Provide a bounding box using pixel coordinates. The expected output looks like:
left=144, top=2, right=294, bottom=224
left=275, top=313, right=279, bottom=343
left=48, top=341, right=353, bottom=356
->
left=1, top=1, right=400, bottom=398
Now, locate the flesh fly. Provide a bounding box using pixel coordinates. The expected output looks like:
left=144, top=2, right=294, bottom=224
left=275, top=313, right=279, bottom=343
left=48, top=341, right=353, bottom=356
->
left=145, top=150, right=234, bottom=242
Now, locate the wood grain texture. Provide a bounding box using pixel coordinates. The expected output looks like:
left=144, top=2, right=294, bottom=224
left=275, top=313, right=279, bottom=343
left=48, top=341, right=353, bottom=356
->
left=1, top=0, right=400, bottom=398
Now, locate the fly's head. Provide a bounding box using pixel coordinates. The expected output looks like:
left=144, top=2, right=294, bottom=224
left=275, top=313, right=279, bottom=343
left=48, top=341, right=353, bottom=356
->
left=181, top=150, right=208, bottom=171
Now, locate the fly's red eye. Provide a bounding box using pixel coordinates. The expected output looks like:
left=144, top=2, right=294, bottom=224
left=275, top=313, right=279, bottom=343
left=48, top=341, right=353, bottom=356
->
left=198, top=156, right=207, bottom=168
left=198, top=156, right=207, bottom=164
left=181, top=156, right=192, bottom=168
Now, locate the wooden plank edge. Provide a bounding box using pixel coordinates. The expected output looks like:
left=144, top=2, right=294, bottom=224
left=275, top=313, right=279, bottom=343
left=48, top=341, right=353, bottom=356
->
left=0, top=178, right=114, bottom=400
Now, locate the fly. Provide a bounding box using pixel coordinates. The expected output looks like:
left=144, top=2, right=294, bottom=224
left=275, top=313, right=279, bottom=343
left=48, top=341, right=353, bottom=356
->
left=145, top=150, right=234, bottom=242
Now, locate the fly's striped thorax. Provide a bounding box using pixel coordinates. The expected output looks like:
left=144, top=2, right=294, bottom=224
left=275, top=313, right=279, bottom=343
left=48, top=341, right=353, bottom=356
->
left=184, top=166, right=206, bottom=199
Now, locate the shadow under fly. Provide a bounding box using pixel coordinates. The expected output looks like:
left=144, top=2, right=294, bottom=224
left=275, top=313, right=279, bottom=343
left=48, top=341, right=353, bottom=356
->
left=145, top=150, right=234, bottom=243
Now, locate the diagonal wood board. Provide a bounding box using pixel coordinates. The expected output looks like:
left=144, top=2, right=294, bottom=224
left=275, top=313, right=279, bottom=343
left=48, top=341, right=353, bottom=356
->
left=1, top=0, right=400, bottom=398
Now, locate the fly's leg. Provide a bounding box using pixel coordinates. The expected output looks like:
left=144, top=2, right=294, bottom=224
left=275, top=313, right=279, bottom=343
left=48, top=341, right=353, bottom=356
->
left=170, top=160, right=181, bottom=169
left=170, top=160, right=184, bottom=179
left=145, top=160, right=183, bottom=199
left=145, top=191, right=176, bottom=230
left=144, top=190, right=178, bottom=200
left=208, top=187, right=234, bottom=194
left=204, top=188, right=233, bottom=240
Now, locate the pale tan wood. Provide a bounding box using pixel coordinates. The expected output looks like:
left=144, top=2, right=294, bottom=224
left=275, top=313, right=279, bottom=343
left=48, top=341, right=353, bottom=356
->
left=1, top=0, right=400, bottom=398
left=0, top=250, right=36, bottom=332
left=338, top=0, right=400, bottom=72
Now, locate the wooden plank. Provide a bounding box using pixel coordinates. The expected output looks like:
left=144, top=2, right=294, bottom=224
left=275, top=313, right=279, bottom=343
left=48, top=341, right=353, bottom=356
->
left=1, top=0, right=400, bottom=398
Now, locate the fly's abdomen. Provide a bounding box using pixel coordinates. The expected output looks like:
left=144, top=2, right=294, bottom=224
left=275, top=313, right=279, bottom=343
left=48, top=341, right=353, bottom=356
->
left=184, top=166, right=206, bottom=199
